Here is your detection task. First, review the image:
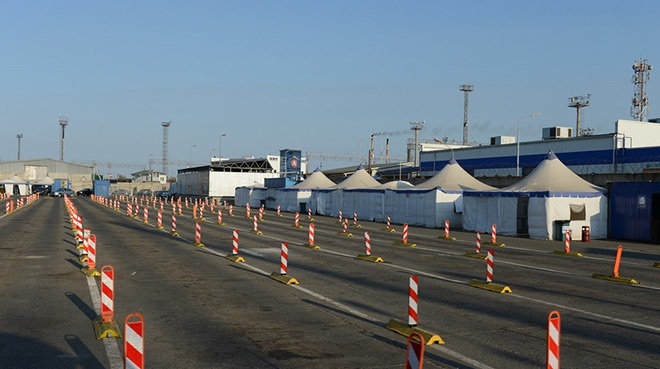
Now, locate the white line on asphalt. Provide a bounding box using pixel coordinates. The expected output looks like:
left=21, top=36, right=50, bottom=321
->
left=86, top=276, right=123, bottom=369
left=508, top=293, right=660, bottom=333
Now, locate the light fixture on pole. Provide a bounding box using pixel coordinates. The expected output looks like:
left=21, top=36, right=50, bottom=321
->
left=16, top=133, right=23, bottom=161
left=219, top=133, right=227, bottom=160
left=516, top=112, right=542, bottom=177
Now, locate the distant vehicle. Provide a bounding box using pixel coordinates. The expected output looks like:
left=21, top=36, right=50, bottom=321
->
left=51, top=188, right=75, bottom=197
left=33, top=186, right=51, bottom=196
left=154, top=190, right=170, bottom=199
left=112, top=189, right=130, bottom=197
left=136, top=189, right=152, bottom=197
left=76, top=188, right=93, bottom=196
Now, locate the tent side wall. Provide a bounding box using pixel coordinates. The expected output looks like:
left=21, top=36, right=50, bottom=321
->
left=534, top=195, right=607, bottom=241
left=462, top=194, right=517, bottom=236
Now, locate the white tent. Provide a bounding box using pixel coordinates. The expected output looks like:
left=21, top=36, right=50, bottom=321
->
left=315, top=166, right=381, bottom=217
left=385, top=158, right=495, bottom=228
left=234, top=185, right=267, bottom=207
left=462, top=151, right=607, bottom=240
left=0, top=174, right=30, bottom=196
left=275, top=169, right=335, bottom=213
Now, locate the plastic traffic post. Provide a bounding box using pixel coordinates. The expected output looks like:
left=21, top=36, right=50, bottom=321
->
left=124, top=313, right=145, bottom=369
left=405, top=332, right=426, bottom=369
left=93, top=265, right=122, bottom=339
left=270, top=242, right=299, bottom=285
left=547, top=310, right=561, bottom=369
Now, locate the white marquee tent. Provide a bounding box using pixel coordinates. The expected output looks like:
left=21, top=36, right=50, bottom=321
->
left=314, top=166, right=381, bottom=217
left=275, top=169, right=335, bottom=213
left=385, top=158, right=496, bottom=228
left=462, top=151, right=607, bottom=240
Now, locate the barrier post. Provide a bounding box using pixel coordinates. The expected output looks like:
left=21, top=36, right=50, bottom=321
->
left=226, top=229, right=245, bottom=262
left=547, top=311, right=561, bottom=369
left=217, top=209, right=225, bottom=226
left=553, top=229, right=583, bottom=257
left=465, top=231, right=487, bottom=259
left=307, top=208, right=314, bottom=222
left=386, top=275, right=443, bottom=345
left=193, top=221, right=205, bottom=247
left=483, top=223, right=505, bottom=247
left=81, top=234, right=101, bottom=277
left=305, top=223, right=320, bottom=249
left=229, top=204, right=234, bottom=216
left=170, top=213, right=179, bottom=237
left=276, top=205, right=282, bottom=216
left=93, top=265, right=122, bottom=338
left=438, top=219, right=456, bottom=240
left=250, top=215, right=263, bottom=235
left=352, top=212, right=361, bottom=228
left=394, top=223, right=416, bottom=247
left=124, top=313, right=145, bottom=369
left=468, top=249, right=512, bottom=293
left=357, top=231, right=383, bottom=262
left=269, top=242, right=299, bottom=285
left=338, top=219, right=353, bottom=237
left=292, top=211, right=301, bottom=228
left=405, top=332, right=426, bottom=369
left=337, top=210, right=343, bottom=224
left=381, top=214, right=396, bottom=232
left=592, top=245, right=639, bottom=284
left=157, top=210, right=163, bottom=230
left=245, top=204, right=251, bottom=219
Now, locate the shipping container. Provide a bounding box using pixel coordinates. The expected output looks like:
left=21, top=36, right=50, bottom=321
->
left=94, top=180, right=110, bottom=197
left=608, top=182, right=660, bottom=243
left=53, top=179, right=70, bottom=190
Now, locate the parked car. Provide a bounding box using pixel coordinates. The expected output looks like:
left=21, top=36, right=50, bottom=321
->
left=33, top=186, right=51, bottom=196
left=154, top=190, right=170, bottom=199
left=76, top=188, right=93, bottom=196
left=51, top=188, right=75, bottom=197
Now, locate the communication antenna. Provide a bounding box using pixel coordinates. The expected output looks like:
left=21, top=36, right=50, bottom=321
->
left=631, top=59, right=652, bottom=121
left=16, top=134, right=23, bottom=161
left=58, top=115, right=68, bottom=161
left=459, top=84, right=474, bottom=145
left=568, top=94, right=591, bottom=136
left=161, top=121, right=171, bottom=177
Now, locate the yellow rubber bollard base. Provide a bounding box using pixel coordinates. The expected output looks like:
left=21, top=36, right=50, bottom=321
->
left=193, top=242, right=205, bottom=248
left=308, top=218, right=315, bottom=222
left=653, top=262, right=660, bottom=268
left=217, top=222, right=226, bottom=226
left=170, top=232, right=179, bottom=237
left=592, top=273, right=639, bottom=284
left=291, top=224, right=302, bottom=228
left=81, top=268, right=101, bottom=277
left=250, top=230, right=263, bottom=235
left=76, top=243, right=84, bottom=250
left=93, top=317, right=122, bottom=339
left=381, top=228, right=396, bottom=232
left=468, top=279, right=512, bottom=293
left=393, top=241, right=416, bottom=247
left=226, top=254, right=245, bottom=263
left=465, top=252, right=488, bottom=259
left=305, top=243, right=320, bottom=250
left=356, top=254, right=383, bottom=263
left=552, top=250, right=583, bottom=257
left=78, top=255, right=89, bottom=263
left=385, top=319, right=444, bottom=345
left=337, top=232, right=353, bottom=237
left=482, top=242, right=506, bottom=247
left=438, top=236, right=456, bottom=241
left=352, top=224, right=362, bottom=228
left=157, top=226, right=164, bottom=230
left=270, top=272, right=299, bottom=285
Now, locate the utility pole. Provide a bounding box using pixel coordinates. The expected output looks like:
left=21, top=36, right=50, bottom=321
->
left=16, top=134, right=23, bottom=161
left=161, top=121, right=171, bottom=176
left=59, top=115, right=68, bottom=161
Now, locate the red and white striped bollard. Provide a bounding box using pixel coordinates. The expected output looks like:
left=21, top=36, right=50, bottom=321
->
left=486, top=249, right=494, bottom=283
left=547, top=310, right=561, bottom=369
left=194, top=221, right=204, bottom=246
left=124, top=313, right=145, bottom=369
left=408, top=275, right=419, bottom=326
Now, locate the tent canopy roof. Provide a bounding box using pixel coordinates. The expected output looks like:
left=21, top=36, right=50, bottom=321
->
left=415, top=158, right=496, bottom=191
left=291, top=169, right=335, bottom=189
left=330, top=168, right=381, bottom=189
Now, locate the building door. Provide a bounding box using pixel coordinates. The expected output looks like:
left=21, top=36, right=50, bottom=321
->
left=516, top=196, right=529, bottom=235
left=651, top=194, right=660, bottom=243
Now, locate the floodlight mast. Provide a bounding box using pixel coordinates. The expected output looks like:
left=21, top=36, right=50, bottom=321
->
left=58, top=115, right=68, bottom=161
left=409, top=121, right=424, bottom=168
left=568, top=94, right=591, bottom=136
left=162, top=121, right=171, bottom=176
left=459, top=84, right=474, bottom=146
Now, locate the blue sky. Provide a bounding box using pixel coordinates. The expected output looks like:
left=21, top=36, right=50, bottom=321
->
left=1, top=1, right=658, bottom=177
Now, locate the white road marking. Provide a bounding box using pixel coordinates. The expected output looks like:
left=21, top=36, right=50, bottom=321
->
left=86, top=276, right=123, bottom=369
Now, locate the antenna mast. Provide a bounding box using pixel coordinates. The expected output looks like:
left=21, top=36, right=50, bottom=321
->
left=17, top=134, right=23, bottom=161
left=459, top=84, right=474, bottom=145
left=58, top=115, right=68, bottom=161
left=161, top=121, right=171, bottom=177
left=631, top=59, right=653, bottom=121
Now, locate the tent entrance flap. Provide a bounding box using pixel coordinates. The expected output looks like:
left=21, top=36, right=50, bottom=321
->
left=516, top=196, right=529, bottom=235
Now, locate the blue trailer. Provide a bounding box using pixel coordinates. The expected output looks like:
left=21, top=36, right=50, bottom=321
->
left=608, top=182, right=660, bottom=243
left=94, top=180, right=110, bottom=197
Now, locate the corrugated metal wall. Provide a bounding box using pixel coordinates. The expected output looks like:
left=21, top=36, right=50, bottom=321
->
left=608, top=182, right=660, bottom=243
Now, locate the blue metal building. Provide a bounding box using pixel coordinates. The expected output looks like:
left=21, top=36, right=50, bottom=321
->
left=608, top=182, right=660, bottom=243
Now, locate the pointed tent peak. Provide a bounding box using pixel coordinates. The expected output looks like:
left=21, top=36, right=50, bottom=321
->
left=357, top=164, right=365, bottom=171
left=546, top=150, right=558, bottom=161
left=448, top=157, right=458, bottom=165
left=313, top=167, right=321, bottom=172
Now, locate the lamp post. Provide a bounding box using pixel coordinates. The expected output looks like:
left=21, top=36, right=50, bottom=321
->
left=219, top=133, right=227, bottom=160
left=516, top=112, right=542, bottom=177
left=189, top=144, right=197, bottom=168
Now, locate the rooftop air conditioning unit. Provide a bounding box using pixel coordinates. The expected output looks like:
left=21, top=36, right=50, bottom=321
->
left=542, top=126, right=573, bottom=140
left=490, top=136, right=516, bottom=145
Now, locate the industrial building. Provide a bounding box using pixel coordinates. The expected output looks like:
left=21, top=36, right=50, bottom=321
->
left=419, top=119, right=660, bottom=182
left=0, top=158, right=93, bottom=195
left=173, top=149, right=307, bottom=202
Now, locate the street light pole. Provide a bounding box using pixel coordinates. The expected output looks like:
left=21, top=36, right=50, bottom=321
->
left=516, top=112, right=542, bottom=177
left=189, top=144, right=197, bottom=167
